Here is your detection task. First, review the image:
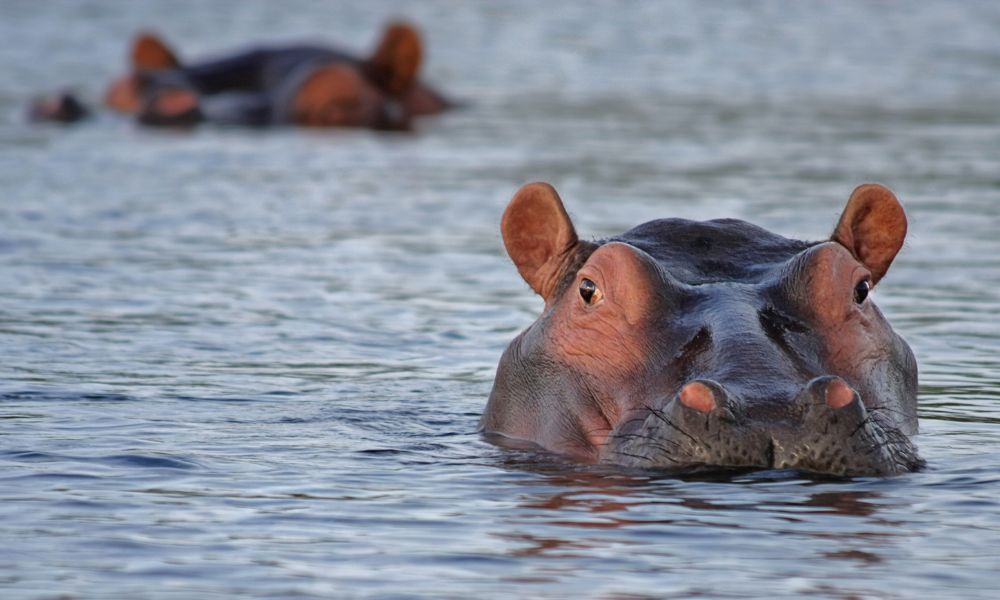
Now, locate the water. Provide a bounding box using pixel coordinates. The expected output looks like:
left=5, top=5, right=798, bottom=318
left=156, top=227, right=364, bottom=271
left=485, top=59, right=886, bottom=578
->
left=2, top=1, right=1000, bottom=598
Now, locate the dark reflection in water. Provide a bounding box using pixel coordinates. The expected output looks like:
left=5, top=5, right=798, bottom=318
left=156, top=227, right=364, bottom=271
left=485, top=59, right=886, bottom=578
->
left=2, top=0, right=1000, bottom=599
left=475, top=454, right=943, bottom=597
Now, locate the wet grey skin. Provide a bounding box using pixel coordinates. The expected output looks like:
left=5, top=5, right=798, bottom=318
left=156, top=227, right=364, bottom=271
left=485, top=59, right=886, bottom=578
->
left=483, top=183, right=923, bottom=477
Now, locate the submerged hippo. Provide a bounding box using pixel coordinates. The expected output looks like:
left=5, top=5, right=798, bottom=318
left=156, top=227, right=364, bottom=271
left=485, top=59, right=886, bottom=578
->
left=32, top=21, right=451, bottom=130
left=482, top=183, right=922, bottom=476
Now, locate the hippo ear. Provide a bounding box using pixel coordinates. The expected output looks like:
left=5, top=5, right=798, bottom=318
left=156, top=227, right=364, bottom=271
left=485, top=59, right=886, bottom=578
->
left=368, top=22, right=423, bottom=96
left=131, top=32, right=181, bottom=70
left=502, top=182, right=585, bottom=300
left=831, top=184, right=907, bottom=285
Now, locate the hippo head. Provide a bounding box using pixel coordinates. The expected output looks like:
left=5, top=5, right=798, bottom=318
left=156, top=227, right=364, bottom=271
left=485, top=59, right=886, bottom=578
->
left=482, top=183, right=922, bottom=476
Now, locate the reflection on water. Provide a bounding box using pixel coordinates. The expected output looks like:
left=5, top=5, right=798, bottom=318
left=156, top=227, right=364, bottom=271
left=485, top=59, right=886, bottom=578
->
left=483, top=458, right=931, bottom=597
left=2, top=0, right=1000, bottom=598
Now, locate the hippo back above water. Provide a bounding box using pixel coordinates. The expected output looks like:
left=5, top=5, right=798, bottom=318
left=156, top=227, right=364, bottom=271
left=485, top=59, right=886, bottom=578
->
left=482, top=183, right=921, bottom=476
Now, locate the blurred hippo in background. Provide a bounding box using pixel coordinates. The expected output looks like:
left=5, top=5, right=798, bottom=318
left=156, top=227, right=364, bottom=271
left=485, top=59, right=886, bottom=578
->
left=482, top=182, right=922, bottom=476
left=27, top=91, right=89, bottom=123
left=31, top=21, right=452, bottom=130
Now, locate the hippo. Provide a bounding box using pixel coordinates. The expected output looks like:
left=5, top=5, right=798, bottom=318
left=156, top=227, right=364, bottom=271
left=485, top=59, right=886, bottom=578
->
left=32, top=21, right=451, bottom=130
left=28, top=91, right=89, bottom=123
left=482, top=182, right=922, bottom=476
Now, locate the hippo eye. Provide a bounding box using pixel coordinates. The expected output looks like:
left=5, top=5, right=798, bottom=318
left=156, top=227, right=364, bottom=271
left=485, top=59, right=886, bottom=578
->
left=854, top=279, right=871, bottom=304
left=579, top=278, right=600, bottom=305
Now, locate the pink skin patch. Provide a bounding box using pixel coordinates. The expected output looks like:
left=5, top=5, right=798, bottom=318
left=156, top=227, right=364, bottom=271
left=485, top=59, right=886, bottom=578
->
left=825, top=378, right=856, bottom=409
left=153, top=89, right=199, bottom=116
left=679, top=381, right=716, bottom=413
left=104, top=75, right=141, bottom=113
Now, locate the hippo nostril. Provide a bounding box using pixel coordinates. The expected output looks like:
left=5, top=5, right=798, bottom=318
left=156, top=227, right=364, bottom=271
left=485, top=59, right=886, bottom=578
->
left=824, top=378, right=857, bottom=409
left=679, top=381, right=717, bottom=413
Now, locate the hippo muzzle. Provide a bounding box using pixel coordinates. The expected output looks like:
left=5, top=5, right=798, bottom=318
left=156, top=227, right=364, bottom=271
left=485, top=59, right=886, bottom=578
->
left=605, top=376, right=922, bottom=476
left=482, top=182, right=922, bottom=477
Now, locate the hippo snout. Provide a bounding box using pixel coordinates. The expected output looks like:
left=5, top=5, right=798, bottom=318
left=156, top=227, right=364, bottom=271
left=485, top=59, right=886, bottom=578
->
left=769, top=376, right=924, bottom=476
left=605, top=379, right=770, bottom=472
left=604, top=376, right=923, bottom=476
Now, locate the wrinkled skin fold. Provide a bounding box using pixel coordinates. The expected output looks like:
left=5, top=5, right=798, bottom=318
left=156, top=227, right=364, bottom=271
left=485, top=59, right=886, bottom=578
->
left=482, top=182, right=922, bottom=477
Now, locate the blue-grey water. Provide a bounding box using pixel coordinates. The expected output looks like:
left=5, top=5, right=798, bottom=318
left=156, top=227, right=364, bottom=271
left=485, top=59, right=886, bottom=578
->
left=2, top=1, right=1000, bottom=598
